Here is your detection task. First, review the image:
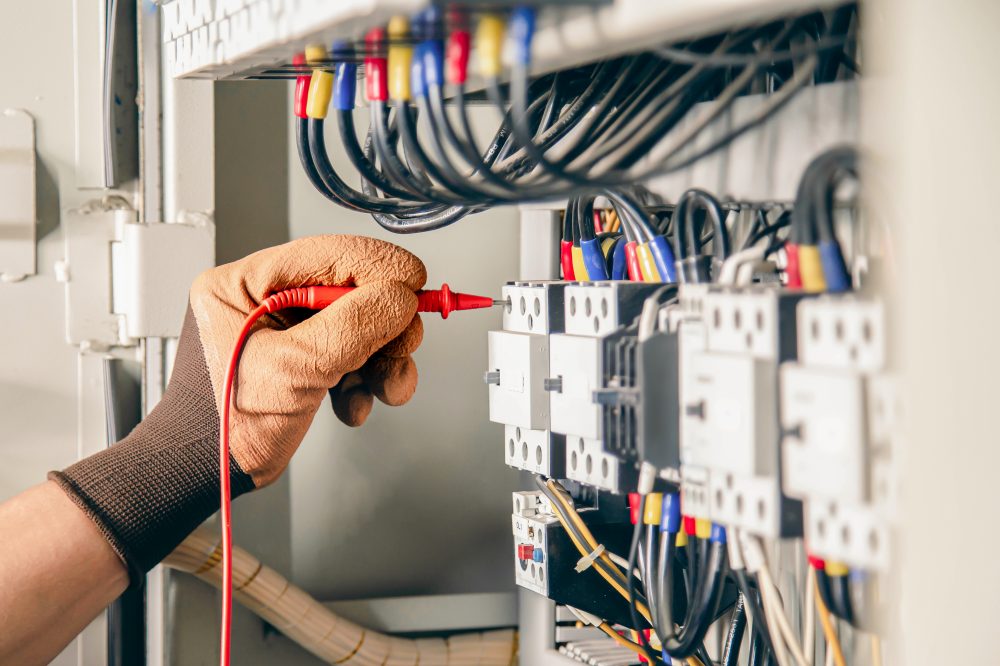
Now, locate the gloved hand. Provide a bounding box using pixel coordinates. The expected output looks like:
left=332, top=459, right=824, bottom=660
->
left=50, top=235, right=426, bottom=584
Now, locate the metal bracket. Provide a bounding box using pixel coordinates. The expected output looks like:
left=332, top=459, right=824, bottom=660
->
left=60, top=200, right=214, bottom=349
left=0, top=109, right=36, bottom=282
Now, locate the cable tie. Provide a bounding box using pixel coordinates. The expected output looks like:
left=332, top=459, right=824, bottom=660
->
left=575, top=544, right=605, bottom=573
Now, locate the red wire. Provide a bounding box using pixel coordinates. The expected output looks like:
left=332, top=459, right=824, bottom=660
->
left=219, top=302, right=270, bottom=666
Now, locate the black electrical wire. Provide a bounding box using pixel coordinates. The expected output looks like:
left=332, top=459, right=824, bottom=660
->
left=722, top=594, right=747, bottom=666
left=661, top=538, right=728, bottom=659
left=626, top=495, right=664, bottom=664
left=829, top=573, right=856, bottom=626
left=642, top=523, right=660, bottom=643
left=295, top=10, right=855, bottom=234
left=307, top=117, right=433, bottom=214
left=732, top=569, right=777, bottom=658
left=337, top=108, right=430, bottom=200
left=655, top=33, right=851, bottom=66
left=743, top=209, right=792, bottom=249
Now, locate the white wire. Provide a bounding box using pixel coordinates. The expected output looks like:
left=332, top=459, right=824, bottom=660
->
left=756, top=542, right=811, bottom=666
left=717, top=245, right=766, bottom=285
left=804, top=567, right=816, bottom=663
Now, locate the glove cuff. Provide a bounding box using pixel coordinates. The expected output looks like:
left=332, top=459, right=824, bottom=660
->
left=49, top=309, right=254, bottom=586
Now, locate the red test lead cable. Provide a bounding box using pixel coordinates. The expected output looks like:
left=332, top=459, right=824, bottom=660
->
left=218, top=283, right=498, bottom=666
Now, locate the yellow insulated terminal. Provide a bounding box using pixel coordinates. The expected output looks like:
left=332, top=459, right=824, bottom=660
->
left=306, top=71, right=333, bottom=119
left=304, top=44, right=327, bottom=64
left=825, top=561, right=850, bottom=577
left=571, top=246, right=588, bottom=281
left=476, top=14, right=505, bottom=78
left=387, top=16, right=413, bottom=101
left=635, top=244, right=662, bottom=282
left=675, top=530, right=688, bottom=548
left=642, top=493, right=663, bottom=525
left=798, top=245, right=827, bottom=292
left=694, top=518, right=712, bottom=540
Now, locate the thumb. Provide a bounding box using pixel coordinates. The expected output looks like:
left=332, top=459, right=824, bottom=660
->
left=272, top=281, right=419, bottom=386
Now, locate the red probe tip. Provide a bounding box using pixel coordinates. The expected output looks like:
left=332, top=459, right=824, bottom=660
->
left=416, top=283, right=497, bottom=319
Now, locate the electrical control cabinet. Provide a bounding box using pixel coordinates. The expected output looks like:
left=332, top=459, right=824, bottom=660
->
left=781, top=296, right=895, bottom=571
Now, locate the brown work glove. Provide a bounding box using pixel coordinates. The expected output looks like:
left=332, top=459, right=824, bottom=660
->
left=50, top=235, right=425, bottom=584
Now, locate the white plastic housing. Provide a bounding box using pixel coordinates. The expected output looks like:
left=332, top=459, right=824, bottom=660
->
left=548, top=334, right=602, bottom=440
left=487, top=331, right=549, bottom=430
left=797, top=297, right=886, bottom=371
left=564, top=436, right=623, bottom=494
left=505, top=425, right=562, bottom=477
left=512, top=494, right=554, bottom=596
left=781, top=364, right=867, bottom=502
left=563, top=283, right=627, bottom=337
left=704, top=290, right=782, bottom=360
left=501, top=282, right=563, bottom=335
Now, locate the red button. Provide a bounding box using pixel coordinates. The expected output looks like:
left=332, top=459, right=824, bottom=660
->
left=517, top=544, right=534, bottom=561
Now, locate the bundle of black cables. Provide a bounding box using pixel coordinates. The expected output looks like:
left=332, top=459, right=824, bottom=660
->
left=293, top=6, right=858, bottom=232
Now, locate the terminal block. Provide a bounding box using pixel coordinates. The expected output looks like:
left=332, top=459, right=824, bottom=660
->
left=781, top=297, right=895, bottom=571
left=563, top=282, right=663, bottom=336
left=501, top=281, right=567, bottom=335
left=511, top=490, right=635, bottom=627
left=679, top=285, right=808, bottom=537
left=506, top=425, right=566, bottom=478
left=564, top=435, right=635, bottom=494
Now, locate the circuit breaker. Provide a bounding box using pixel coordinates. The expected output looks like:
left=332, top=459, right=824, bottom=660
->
left=781, top=296, right=896, bottom=571
left=548, top=282, right=664, bottom=493
left=488, top=282, right=568, bottom=478
left=679, top=285, right=807, bottom=537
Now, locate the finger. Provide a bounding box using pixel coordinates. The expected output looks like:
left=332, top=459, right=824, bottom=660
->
left=216, top=235, right=427, bottom=302
left=380, top=315, right=423, bottom=358
left=329, top=372, right=374, bottom=427
left=265, top=282, right=418, bottom=386
left=361, top=355, right=418, bottom=406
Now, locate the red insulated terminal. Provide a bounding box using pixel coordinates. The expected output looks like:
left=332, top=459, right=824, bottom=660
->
left=624, top=241, right=644, bottom=282
left=683, top=515, right=697, bottom=537
left=785, top=242, right=802, bottom=288
left=807, top=553, right=826, bottom=570
left=293, top=53, right=311, bottom=118
left=628, top=493, right=641, bottom=525
left=263, top=283, right=498, bottom=320
left=446, top=29, right=470, bottom=85
left=365, top=28, right=388, bottom=102
left=517, top=544, right=535, bottom=561
left=560, top=239, right=575, bottom=280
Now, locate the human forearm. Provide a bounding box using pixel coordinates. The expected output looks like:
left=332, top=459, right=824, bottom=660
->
left=0, top=481, right=128, bottom=665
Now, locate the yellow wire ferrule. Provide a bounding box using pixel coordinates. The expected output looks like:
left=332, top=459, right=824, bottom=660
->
left=571, top=246, right=589, bottom=281
left=675, top=530, right=688, bottom=548
left=825, top=561, right=849, bottom=577
left=643, top=493, right=663, bottom=525
left=694, top=518, right=712, bottom=540
left=304, top=44, right=327, bottom=65
left=798, top=244, right=827, bottom=292
left=476, top=14, right=505, bottom=78
left=636, top=243, right=662, bottom=282
left=306, top=70, right=334, bottom=119
left=387, top=16, right=413, bottom=101
left=600, top=236, right=618, bottom=259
